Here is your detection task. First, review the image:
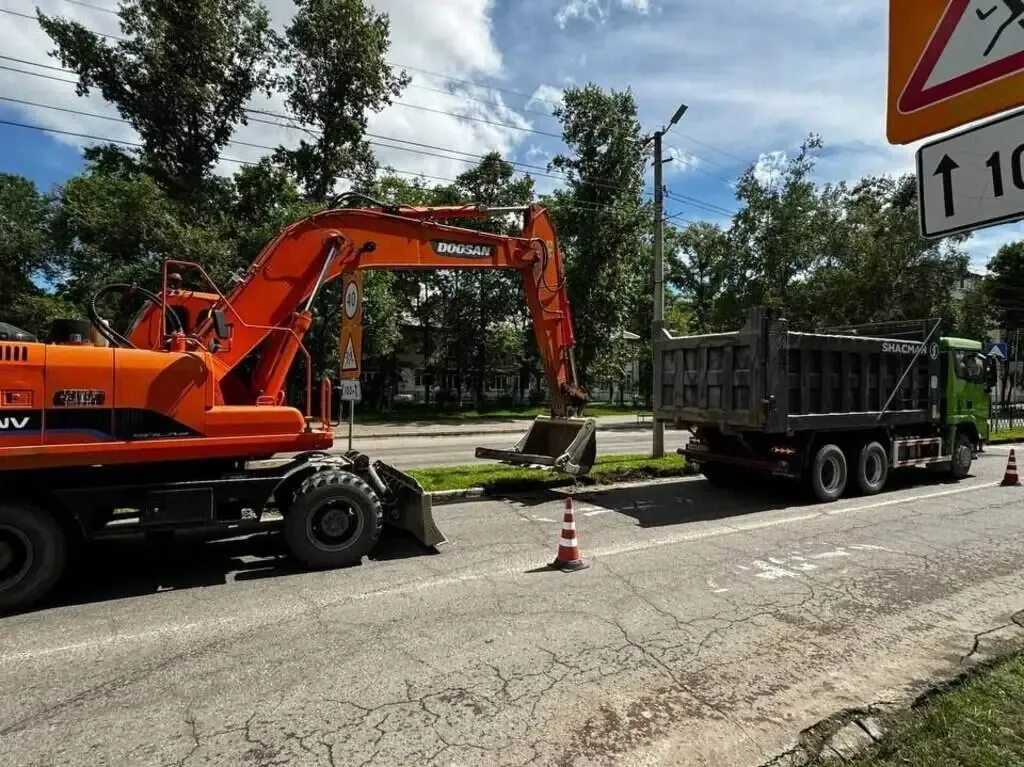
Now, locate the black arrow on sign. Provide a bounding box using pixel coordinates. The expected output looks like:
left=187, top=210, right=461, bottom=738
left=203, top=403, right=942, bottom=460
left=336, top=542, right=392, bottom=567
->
left=933, top=154, right=960, bottom=218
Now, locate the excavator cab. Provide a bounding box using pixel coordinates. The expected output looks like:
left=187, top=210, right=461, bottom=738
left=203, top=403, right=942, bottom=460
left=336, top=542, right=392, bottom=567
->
left=475, top=415, right=598, bottom=476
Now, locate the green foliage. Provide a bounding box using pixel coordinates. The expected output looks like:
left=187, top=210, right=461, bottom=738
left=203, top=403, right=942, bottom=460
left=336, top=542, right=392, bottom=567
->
left=547, top=83, right=651, bottom=385
left=278, top=0, right=409, bottom=199
left=986, top=241, right=1024, bottom=330
left=39, top=0, right=279, bottom=206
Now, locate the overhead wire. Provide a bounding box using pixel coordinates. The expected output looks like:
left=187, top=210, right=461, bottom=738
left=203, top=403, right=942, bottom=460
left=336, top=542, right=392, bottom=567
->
left=0, top=116, right=672, bottom=222
left=0, top=1, right=750, bottom=169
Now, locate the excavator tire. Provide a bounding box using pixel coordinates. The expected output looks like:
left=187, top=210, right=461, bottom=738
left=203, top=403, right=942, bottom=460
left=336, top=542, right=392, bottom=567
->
left=283, top=468, right=383, bottom=569
left=0, top=500, right=68, bottom=615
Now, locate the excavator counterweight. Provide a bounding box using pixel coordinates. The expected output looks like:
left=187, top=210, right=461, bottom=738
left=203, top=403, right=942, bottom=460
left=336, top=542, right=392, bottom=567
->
left=0, top=198, right=592, bottom=614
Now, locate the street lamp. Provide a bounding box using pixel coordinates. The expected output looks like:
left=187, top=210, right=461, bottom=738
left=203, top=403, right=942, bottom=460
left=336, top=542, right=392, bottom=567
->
left=650, top=102, right=687, bottom=458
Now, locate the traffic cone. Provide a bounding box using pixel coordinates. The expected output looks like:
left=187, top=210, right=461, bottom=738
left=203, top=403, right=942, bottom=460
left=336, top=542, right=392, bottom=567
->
left=550, top=496, right=589, bottom=572
left=1002, top=449, right=1021, bottom=487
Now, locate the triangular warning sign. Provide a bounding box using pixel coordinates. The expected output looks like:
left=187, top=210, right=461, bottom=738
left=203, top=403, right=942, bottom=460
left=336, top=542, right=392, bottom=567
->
left=341, top=337, right=358, bottom=370
left=899, top=0, right=1024, bottom=113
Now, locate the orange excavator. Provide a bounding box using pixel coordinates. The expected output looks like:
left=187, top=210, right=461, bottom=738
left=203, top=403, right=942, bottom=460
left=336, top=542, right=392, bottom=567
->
left=0, top=197, right=596, bottom=613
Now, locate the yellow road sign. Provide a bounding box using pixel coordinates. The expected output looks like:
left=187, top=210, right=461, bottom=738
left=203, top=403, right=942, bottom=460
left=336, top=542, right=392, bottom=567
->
left=888, top=0, right=1024, bottom=144
left=339, top=271, right=363, bottom=381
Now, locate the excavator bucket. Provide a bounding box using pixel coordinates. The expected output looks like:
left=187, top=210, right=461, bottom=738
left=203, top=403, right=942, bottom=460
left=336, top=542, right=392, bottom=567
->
left=475, top=415, right=598, bottom=476
left=371, top=458, right=448, bottom=548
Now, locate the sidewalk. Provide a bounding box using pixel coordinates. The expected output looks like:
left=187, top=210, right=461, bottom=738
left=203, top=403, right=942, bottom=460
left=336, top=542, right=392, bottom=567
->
left=344, top=413, right=649, bottom=440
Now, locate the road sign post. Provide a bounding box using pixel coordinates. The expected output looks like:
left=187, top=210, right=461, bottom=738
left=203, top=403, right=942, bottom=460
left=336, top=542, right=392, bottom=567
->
left=917, top=108, right=1024, bottom=238
left=339, top=271, right=364, bottom=450
left=888, top=0, right=1024, bottom=145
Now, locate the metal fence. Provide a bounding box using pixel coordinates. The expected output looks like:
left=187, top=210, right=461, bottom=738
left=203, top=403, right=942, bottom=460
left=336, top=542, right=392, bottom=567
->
left=990, top=329, right=1023, bottom=434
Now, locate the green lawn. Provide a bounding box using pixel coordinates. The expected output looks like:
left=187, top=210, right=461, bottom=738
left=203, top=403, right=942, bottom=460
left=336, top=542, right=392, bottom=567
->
left=410, top=453, right=690, bottom=493
left=818, top=654, right=1024, bottom=767
left=354, top=402, right=647, bottom=424
left=990, top=428, right=1024, bottom=444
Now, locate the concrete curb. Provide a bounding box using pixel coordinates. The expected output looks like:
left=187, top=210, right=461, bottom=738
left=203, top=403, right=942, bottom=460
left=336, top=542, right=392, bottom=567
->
left=429, top=473, right=699, bottom=507
left=352, top=420, right=654, bottom=441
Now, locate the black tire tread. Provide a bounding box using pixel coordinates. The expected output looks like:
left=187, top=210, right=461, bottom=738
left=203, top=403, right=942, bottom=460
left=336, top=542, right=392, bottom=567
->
left=284, top=468, right=383, bottom=569
left=855, top=440, right=889, bottom=496
left=0, top=500, right=68, bottom=615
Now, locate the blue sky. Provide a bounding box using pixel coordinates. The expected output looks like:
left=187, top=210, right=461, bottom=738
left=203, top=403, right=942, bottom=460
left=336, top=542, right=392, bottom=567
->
left=2, top=0, right=1022, bottom=270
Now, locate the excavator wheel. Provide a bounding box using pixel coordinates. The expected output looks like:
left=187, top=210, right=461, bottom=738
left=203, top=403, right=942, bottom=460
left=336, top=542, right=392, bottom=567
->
left=0, top=500, right=68, bottom=615
left=283, top=468, right=383, bottom=569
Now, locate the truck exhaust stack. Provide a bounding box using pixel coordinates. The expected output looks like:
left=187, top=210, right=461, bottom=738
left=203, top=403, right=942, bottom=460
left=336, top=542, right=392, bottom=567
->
left=475, top=415, right=598, bottom=476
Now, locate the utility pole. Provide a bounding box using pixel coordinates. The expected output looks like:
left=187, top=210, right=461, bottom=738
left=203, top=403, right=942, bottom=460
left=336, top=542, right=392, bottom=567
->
left=649, top=103, right=688, bottom=459
left=652, top=129, right=666, bottom=458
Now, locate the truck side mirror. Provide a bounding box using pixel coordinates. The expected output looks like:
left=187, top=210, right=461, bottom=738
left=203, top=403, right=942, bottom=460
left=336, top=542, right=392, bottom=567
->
left=212, top=309, right=230, bottom=340
left=986, top=358, right=998, bottom=389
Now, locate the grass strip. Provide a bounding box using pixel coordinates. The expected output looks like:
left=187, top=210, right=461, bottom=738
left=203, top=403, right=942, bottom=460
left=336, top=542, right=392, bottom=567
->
left=355, top=403, right=647, bottom=424
left=817, top=653, right=1024, bottom=767
left=990, top=428, right=1024, bottom=444
left=410, top=453, right=692, bottom=494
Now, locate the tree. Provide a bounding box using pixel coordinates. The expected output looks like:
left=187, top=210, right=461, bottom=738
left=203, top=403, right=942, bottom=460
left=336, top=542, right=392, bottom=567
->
left=547, top=84, right=651, bottom=386
left=48, top=160, right=234, bottom=331
left=39, top=0, right=278, bottom=205
left=278, top=0, right=409, bottom=200
left=986, top=241, right=1024, bottom=331
left=666, top=221, right=733, bottom=333
left=0, top=174, right=78, bottom=335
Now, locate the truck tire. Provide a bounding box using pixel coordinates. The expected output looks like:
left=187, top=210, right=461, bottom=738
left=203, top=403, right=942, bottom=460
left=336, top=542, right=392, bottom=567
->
left=809, top=443, right=848, bottom=502
left=950, top=432, right=974, bottom=479
left=0, top=500, right=68, bottom=614
left=855, top=441, right=889, bottom=496
left=283, top=469, right=383, bottom=569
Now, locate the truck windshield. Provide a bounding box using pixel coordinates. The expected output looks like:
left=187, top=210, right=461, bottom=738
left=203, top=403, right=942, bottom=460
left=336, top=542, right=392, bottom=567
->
left=953, top=351, right=987, bottom=383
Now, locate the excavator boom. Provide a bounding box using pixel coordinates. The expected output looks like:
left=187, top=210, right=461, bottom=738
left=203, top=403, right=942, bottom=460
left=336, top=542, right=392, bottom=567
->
left=129, top=201, right=596, bottom=473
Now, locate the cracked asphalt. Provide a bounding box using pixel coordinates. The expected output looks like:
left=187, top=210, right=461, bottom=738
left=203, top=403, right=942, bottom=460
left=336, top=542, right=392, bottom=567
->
left=2, top=444, right=1024, bottom=767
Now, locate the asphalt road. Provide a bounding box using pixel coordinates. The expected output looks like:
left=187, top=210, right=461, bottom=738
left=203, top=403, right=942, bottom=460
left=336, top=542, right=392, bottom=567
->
left=2, top=444, right=1024, bottom=766
left=335, top=427, right=671, bottom=468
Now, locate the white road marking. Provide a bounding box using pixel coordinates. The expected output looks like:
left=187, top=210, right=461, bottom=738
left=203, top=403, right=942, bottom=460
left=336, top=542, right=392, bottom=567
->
left=0, top=480, right=1004, bottom=663
left=809, top=549, right=851, bottom=560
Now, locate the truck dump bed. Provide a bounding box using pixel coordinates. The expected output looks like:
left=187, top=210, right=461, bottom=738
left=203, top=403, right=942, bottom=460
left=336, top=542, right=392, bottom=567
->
left=653, top=307, right=943, bottom=433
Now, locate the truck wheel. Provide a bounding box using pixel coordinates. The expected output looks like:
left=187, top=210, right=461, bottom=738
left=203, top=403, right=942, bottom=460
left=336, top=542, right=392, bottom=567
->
left=950, top=432, right=974, bottom=479
left=284, top=469, right=383, bottom=569
left=809, top=443, right=848, bottom=502
left=855, top=441, right=889, bottom=496
left=0, top=501, right=68, bottom=614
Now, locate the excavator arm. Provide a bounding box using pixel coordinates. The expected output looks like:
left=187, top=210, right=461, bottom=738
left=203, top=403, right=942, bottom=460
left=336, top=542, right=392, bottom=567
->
left=126, top=202, right=597, bottom=474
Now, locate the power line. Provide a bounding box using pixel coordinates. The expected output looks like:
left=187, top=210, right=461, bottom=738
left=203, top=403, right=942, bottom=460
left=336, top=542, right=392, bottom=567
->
left=665, top=190, right=737, bottom=218
left=0, top=80, right=653, bottom=199
left=10, top=0, right=567, bottom=110
left=0, top=62, right=696, bottom=203
left=0, top=117, right=668, bottom=222
left=0, top=4, right=750, bottom=172
left=0, top=8, right=563, bottom=139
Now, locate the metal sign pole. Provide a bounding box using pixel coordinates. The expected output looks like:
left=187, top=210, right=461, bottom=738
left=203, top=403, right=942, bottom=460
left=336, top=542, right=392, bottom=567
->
left=348, top=399, right=354, bottom=451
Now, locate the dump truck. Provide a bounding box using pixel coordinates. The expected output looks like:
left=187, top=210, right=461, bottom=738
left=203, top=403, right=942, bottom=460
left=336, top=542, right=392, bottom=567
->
left=654, top=307, right=996, bottom=501
left=0, top=198, right=595, bottom=613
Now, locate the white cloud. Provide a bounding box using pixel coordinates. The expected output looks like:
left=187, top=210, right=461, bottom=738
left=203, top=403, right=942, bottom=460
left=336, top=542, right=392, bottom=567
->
left=752, top=151, right=788, bottom=187
left=665, top=146, right=701, bottom=175
left=0, top=0, right=532, bottom=188
left=526, top=84, right=564, bottom=115
left=555, top=0, right=651, bottom=29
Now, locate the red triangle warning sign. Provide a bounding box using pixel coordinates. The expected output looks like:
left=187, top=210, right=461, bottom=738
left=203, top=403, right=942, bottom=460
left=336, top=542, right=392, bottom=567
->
left=899, top=0, right=1024, bottom=114
left=341, top=338, right=358, bottom=371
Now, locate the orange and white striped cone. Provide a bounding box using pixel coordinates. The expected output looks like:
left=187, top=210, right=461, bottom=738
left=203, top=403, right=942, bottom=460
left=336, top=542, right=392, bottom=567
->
left=1002, top=448, right=1021, bottom=487
left=550, top=496, right=589, bottom=572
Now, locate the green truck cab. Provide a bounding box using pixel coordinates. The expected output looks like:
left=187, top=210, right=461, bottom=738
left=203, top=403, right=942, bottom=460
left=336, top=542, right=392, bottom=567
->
left=941, top=337, right=996, bottom=453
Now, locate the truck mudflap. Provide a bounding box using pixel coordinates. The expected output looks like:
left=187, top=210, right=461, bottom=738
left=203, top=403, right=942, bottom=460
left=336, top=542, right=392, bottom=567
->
left=342, top=451, right=448, bottom=549
left=474, top=415, right=597, bottom=476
